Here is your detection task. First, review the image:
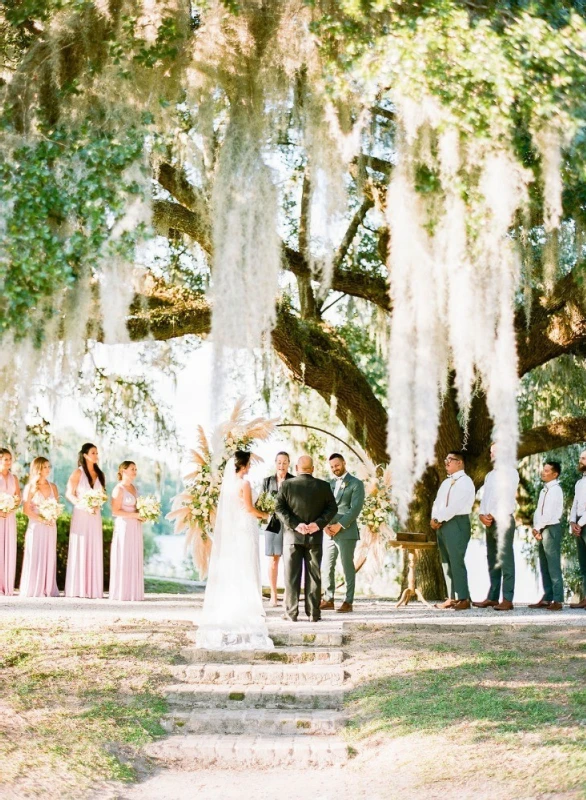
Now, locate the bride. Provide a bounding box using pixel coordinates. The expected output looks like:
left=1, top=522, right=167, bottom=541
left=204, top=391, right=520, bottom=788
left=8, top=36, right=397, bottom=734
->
left=195, top=450, right=274, bottom=651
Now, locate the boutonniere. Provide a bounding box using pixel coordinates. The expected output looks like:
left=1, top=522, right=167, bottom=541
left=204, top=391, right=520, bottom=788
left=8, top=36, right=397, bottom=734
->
left=340, top=482, right=346, bottom=491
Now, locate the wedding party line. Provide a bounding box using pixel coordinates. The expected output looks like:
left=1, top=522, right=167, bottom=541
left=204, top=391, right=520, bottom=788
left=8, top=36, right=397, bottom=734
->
left=1, top=441, right=586, bottom=618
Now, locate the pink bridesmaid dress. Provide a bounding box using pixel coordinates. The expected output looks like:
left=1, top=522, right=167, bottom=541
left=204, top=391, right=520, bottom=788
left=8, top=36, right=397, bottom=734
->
left=20, top=486, right=59, bottom=598
left=65, top=468, right=104, bottom=599
left=0, top=473, right=18, bottom=595
left=109, top=485, right=144, bottom=601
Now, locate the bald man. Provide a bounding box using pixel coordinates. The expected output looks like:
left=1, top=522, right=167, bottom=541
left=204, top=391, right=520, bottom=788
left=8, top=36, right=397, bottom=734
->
left=275, top=456, right=338, bottom=621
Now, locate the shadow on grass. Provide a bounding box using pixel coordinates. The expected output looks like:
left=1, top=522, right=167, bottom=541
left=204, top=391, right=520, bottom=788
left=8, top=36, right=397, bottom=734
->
left=345, top=630, right=586, bottom=742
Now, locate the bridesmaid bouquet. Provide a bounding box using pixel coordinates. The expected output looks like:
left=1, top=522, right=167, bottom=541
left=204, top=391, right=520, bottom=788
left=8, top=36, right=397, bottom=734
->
left=0, top=493, right=19, bottom=514
left=137, top=495, right=161, bottom=522
left=78, top=489, right=108, bottom=514
left=255, top=492, right=276, bottom=515
left=37, top=497, right=64, bottom=524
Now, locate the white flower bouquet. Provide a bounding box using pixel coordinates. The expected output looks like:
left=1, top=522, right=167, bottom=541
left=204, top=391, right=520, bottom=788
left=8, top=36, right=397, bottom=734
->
left=78, top=488, right=108, bottom=514
left=136, top=495, right=161, bottom=522
left=37, top=497, right=64, bottom=524
left=0, top=492, right=19, bottom=515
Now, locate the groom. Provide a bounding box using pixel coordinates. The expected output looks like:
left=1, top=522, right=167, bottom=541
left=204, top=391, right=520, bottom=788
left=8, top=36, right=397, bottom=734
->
left=276, top=455, right=338, bottom=622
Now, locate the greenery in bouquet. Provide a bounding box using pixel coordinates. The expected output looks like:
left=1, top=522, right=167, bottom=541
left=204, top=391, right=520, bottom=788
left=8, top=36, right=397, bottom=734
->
left=255, top=491, right=277, bottom=516
left=355, top=464, right=395, bottom=570
left=78, top=489, right=108, bottom=514
left=167, top=400, right=278, bottom=579
left=37, top=498, right=65, bottom=524
left=0, top=493, right=19, bottom=515
left=136, top=495, right=161, bottom=523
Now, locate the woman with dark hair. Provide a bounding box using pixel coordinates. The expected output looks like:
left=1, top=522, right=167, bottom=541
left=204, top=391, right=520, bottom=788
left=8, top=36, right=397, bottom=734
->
left=0, top=448, right=21, bottom=595
left=65, top=443, right=106, bottom=599
left=262, top=451, right=293, bottom=606
left=195, top=450, right=274, bottom=651
left=109, top=461, right=145, bottom=601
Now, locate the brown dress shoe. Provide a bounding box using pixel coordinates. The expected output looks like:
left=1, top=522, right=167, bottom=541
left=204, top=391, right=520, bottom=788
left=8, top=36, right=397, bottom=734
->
left=528, top=598, right=550, bottom=609
left=336, top=602, right=353, bottom=613
left=434, top=599, right=456, bottom=609
left=452, top=599, right=471, bottom=611
left=472, top=599, right=499, bottom=608
left=547, top=602, right=563, bottom=611
left=569, top=598, right=586, bottom=609
left=494, top=599, right=514, bottom=611
left=320, top=599, right=335, bottom=610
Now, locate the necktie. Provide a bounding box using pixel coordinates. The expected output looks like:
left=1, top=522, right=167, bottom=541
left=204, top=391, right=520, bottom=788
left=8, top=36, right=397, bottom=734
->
left=540, top=487, right=549, bottom=515
left=446, top=477, right=459, bottom=507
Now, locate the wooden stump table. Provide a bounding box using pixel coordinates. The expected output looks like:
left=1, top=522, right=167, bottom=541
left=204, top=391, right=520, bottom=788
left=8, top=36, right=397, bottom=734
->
left=388, top=540, right=437, bottom=608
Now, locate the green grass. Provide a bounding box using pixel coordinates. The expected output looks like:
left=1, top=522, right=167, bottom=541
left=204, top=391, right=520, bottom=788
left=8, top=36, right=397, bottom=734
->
left=345, top=626, right=586, bottom=794
left=144, top=577, right=201, bottom=594
left=0, top=621, right=188, bottom=798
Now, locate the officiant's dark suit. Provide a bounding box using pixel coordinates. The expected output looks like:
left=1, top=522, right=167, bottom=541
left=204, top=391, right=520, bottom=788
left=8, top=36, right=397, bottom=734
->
left=276, top=465, right=338, bottom=621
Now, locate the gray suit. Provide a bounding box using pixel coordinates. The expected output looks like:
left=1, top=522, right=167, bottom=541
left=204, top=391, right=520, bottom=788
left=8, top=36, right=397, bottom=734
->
left=324, top=473, right=365, bottom=605
left=276, top=475, right=337, bottom=620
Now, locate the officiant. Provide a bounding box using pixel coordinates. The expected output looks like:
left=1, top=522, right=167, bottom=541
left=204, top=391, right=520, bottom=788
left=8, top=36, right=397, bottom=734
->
left=263, top=451, right=294, bottom=607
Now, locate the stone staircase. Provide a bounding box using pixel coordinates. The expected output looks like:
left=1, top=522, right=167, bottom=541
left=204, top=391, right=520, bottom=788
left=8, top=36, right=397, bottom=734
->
left=145, top=621, right=350, bottom=768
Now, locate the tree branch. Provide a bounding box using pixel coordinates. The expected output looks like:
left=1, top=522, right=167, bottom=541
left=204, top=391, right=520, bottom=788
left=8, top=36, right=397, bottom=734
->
left=517, top=269, right=586, bottom=376
left=332, top=195, right=375, bottom=272
left=518, top=416, right=586, bottom=460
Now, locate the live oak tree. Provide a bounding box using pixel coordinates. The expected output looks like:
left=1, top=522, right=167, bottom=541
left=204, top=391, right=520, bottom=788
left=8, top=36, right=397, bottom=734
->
left=2, top=0, right=586, bottom=597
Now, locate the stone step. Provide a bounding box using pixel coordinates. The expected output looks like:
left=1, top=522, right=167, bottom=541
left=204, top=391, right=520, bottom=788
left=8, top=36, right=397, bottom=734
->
left=164, top=683, right=345, bottom=710
left=187, top=627, right=344, bottom=648
left=145, top=734, right=349, bottom=768
left=181, top=646, right=344, bottom=665
left=163, top=708, right=345, bottom=736
left=173, top=662, right=346, bottom=686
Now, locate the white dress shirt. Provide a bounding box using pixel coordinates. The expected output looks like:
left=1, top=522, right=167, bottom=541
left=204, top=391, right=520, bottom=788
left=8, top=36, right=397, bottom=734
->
left=334, top=473, right=348, bottom=499
left=570, top=474, right=586, bottom=528
left=432, top=470, right=476, bottom=523
left=479, top=467, right=519, bottom=518
left=533, top=479, right=564, bottom=531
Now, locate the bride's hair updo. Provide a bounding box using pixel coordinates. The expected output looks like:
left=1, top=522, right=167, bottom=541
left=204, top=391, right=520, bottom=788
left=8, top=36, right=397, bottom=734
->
left=234, top=450, right=251, bottom=473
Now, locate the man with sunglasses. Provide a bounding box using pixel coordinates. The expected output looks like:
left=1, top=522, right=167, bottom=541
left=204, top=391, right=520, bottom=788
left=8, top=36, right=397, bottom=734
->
left=430, top=451, right=476, bottom=610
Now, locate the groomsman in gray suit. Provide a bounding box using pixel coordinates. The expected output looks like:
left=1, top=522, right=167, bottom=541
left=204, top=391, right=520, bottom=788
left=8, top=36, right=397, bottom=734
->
left=320, top=453, right=365, bottom=614
left=570, top=450, right=586, bottom=609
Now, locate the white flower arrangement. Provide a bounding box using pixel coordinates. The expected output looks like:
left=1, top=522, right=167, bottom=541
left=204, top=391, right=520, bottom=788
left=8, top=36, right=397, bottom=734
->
left=0, top=492, right=19, bottom=515
left=37, top=497, right=64, bottom=524
left=78, top=488, right=108, bottom=514
left=136, top=495, right=161, bottom=523
left=167, top=399, right=278, bottom=579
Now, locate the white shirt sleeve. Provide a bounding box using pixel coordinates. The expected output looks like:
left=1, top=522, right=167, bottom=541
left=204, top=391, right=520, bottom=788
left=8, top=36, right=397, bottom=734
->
left=436, top=475, right=475, bottom=523
left=534, top=483, right=564, bottom=530
left=570, top=489, right=578, bottom=524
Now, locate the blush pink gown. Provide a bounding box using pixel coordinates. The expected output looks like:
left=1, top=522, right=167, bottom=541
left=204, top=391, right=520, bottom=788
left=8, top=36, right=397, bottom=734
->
left=109, top=485, right=144, bottom=601
left=20, top=486, right=59, bottom=598
left=0, top=473, right=18, bottom=596
left=65, top=468, right=104, bottom=599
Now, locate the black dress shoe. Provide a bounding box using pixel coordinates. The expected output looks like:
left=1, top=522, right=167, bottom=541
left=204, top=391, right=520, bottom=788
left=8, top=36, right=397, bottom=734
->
left=310, top=617, right=320, bottom=622
left=282, top=613, right=297, bottom=622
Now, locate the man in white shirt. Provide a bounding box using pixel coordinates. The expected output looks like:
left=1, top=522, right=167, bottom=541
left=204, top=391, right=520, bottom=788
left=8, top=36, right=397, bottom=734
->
left=528, top=461, right=565, bottom=611
left=569, top=450, right=586, bottom=609
left=430, top=451, right=476, bottom=610
left=473, top=444, right=519, bottom=611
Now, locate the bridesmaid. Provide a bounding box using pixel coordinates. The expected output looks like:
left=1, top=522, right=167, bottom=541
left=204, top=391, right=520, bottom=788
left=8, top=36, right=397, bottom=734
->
left=0, top=448, right=21, bottom=596
left=65, top=443, right=106, bottom=599
left=20, top=457, right=59, bottom=598
left=110, top=461, right=144, bottom=601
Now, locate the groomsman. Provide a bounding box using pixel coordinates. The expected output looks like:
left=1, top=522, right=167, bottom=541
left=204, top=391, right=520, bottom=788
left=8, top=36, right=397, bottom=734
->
left=472, top=444, right=519, bottom=611
left=431, top=451, right=476, bottom=611
left=320, top=453, right=365, bottom=614
left=528, top=461, right=565, bottom=611
left=569, top=450, right=586, bottom=609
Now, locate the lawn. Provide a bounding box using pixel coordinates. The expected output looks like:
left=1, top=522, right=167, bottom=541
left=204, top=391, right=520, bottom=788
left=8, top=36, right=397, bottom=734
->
left=344, top=624, right=586, bottom=797
left=0, top=620, right=189, bottom=798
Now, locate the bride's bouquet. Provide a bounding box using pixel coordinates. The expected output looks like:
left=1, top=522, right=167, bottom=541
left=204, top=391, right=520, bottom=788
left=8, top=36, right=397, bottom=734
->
left=78, top=489, right=108, bottom=514
left=37, top=497, right=64, bottom=524
left=255, top=491, right=276, bottom=516
left=136, top=495, right=161, bottom=523
left=0, top=492, right=19, bottom=515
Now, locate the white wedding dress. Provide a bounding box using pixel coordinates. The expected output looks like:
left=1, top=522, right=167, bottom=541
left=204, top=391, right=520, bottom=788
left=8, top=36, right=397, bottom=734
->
left=195, top=458, right=274, bottom=651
